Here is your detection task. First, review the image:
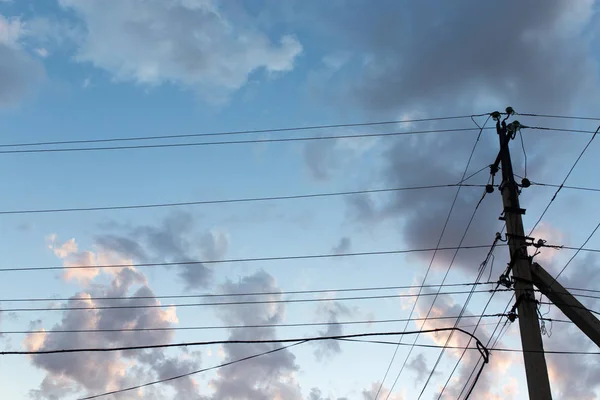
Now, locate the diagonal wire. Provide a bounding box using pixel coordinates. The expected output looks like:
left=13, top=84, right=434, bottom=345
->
left=551, top=219, right=600, bottom=286
left=374, top=114, right=491, bottom=400
left=436, top=227, right=505, bottom=399
left=413, top=196, right=493, bottom=399
left=456, top=294, right=514, bottom=399
left=528, top=125, right=599, bottom=235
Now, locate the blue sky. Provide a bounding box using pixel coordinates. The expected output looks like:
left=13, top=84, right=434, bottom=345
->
left=1, top=1, right=600, bottom=399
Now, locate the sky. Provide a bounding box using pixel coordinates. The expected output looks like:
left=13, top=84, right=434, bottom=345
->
left=1, top=0, right=600, bottom=399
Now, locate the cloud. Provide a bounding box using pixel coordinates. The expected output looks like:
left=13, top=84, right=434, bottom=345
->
left=361, top=382, right=404, bottom=400
left=315, top=0, right=599, bottom=115
left=406, top=353, right=432, bottom=385
left=58, top=0, right=302, bottom=101
left=411, top=289, right=520, bottom=399
left=96, top=212, right=221, bottom=290
left=313, top=302, right=352, bottom=361
left=208, top=270, right=303, bottom=399
left=24, top=263, right=199, bottom=399
left=332, top=237, right=351, bottom=255
left=308, top=387, right=348, bottom=400
left=0, top=15, right=45, bottom=107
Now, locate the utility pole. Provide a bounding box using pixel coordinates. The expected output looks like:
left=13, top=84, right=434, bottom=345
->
left=492, top=109, right=553, bottom=400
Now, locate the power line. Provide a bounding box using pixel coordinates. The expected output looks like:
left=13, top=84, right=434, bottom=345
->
left=376, top=114, right=492, bottom=400
left=1, top=327, right=487, bottom=356
left=517, top=113, right=600, bottom=121
left=0, top=243, right=508, bottom=273
left=0, top=114, right=486, bottom=149
left=539, top=301, right=600, bottom=317
left=0, top=183, right=486, bottom=216
left=78, top=340, right=307, bottom=400
left=530, top=182, right=600, bottom=193
left=552, top=219, right=600, bottom=285
left=457, top=293, right=514, bottom=400
left=328, top=337, right=600, bottom=355
left=0, top=289, right=511, bottom=313
left=525, top=126, right=600, bottom=135
left=77, top=325, right=490, bottom=400
left=3, top=243, right=600, bottom=273
left=0, top=180, right=594, bottom=217
left=414, top=203, right=496, bottom=400
left=528, top=125, right=599, bottom=235
left=437, top=231, right=505, bottom=399
left=0, top=280, right=497, bottom=303
left=0, top=316, right=508, bottom=336
left=0, top=127, right=485, bottom=155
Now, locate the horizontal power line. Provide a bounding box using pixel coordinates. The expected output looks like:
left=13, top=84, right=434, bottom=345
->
left=342, top=337, right=600, bottom=356
left=0, top=281, right=496, bottom=303
left=0, top=289, right=510, bottom=313
left=4, top=326, right=597, bottom=357
left=517, top=113, right=600, bottom=122
left=2, top=243, right=598, bottom=273
left=0, top=127, right=485, bottom=155
left=0, top=114, right=487, bottom=149
left=1, top=327, right=485, bottom=355
left=0, top=244, right=506, bottom=272
left=525, top=126, right=599, bottom=135
left=1, top=316, right=505, bottom=335
left=0, top=180, right=596, bottom=216
left=0, top=183, right=486, bottom=215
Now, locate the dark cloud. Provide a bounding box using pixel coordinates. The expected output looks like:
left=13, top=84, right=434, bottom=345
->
left=332, top=237, right=352, bottom=255
left=406, top=353, right=430, bottom=385
left=96, top=212, right=225, bottom=290
left=304, top=139, right=339, bottom=180
left=307, top=0, right=599, bottom=116
left=0, top=42, right=44, bottom=108
left=208, top=270, right=303, bottom=399
left=294, top=0, right=600, bottom=278
left=313, top=301, right=352, bottom=361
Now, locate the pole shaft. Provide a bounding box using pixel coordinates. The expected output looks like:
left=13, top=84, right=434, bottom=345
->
left=497, top=120, right=552, bottom=400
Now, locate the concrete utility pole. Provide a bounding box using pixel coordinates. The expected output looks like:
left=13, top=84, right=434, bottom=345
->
left=531, top=262, right=600, bottom=348
left=492, top=109, right=553, bottom=400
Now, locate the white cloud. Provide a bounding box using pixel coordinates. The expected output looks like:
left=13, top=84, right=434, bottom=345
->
left=24, top=252, right=196, bottom=399
left=58, top=0, right=302, bottom=101
left=34, top=47, right=48, bottom=57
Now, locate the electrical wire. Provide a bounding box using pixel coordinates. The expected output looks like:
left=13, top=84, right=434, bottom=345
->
left=436, top=231, right=505, bottom=399
left=0, top=280, right=497, bottom=303
left=78, top=340, right=307, bottom=400
left=528, top=125, right=599, bottom=235
left=0, top=243, right=509, bottom=273
left=0, top=127, right=486, bottom=155
left=530, top=182, right=600, bottom=193
left=0, top=114, right=487, bottom=149
left=395, top=189, right=489, bottom=399
left=0, top=289, right=511, bottom=313
left=551, top=219, right=600, bottom=285
left=457, top=294, right=514, bottom=400
left=517, top=113, right=600, bottom=121
left=417, top=227, right=501, bottom=399
left=1, top=327, right=487, bottom=356
left=0, top=183, right=486, bottom=216
left=376, top=114, right=492, bottom=400
left=519, top=130, right=527, bottom=178
left=0, top=180, right=595, bottom=217
left=0, top=316, right=508, bottom=336
left=539, top=301, right=600, bottom=317
left=75, top=325, right=489, bottom=400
